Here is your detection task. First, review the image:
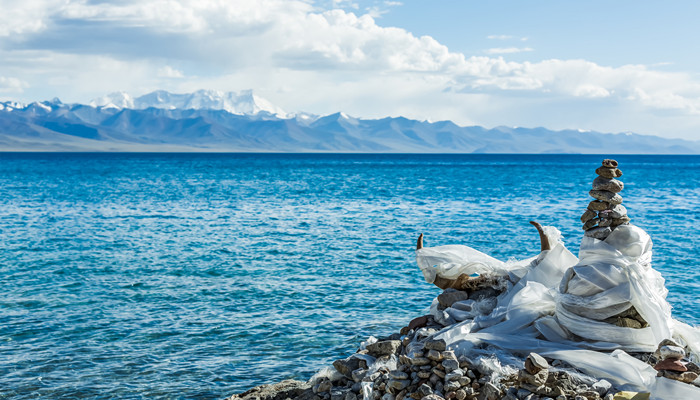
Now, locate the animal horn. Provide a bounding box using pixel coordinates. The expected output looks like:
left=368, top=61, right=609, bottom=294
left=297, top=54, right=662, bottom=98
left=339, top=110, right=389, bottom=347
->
left=529, top=221, right=551, bottom=251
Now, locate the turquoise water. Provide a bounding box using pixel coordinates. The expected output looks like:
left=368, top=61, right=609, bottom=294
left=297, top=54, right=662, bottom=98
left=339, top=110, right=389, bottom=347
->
left=1, top=153, right=698, bottom=399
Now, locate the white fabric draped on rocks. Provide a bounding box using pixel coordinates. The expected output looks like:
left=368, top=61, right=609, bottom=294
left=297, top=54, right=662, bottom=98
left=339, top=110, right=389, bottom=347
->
left=415, top=224, right=700, bottom=399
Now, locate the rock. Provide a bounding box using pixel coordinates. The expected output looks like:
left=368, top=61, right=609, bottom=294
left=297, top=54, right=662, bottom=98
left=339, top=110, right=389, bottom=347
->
left=442, top=351, right=457, bottom=361
left=588, top=200, right=610, bottom=211
left=609, top=204, right=627, bottom=219
left=527, top=353, right=548, bottom=371
left=658, top=369, right=699, bottom=383
left=611, top=216, right=631, bottom=226
left=654, top=358, right=688, bottom=372
left=595, top=166, right=623, bottom=179
left=432, top=368, right=446, bottom=379
left=445, top=370, right=464, bottom=382
left=438, top=289, right=471, bottom=308
left=417, top=383, right=434, bottom=397
left=332, top=388, right=351, bottom=400
left=592, top=177, right=624, bottom=193
left=427, top=349, right=442, bottom=361
left=367, top=340, right=402, bottom=357
left=598, top=218, right=612, bottom=227
left=517, top=389, right=532, bottom=399
left=412, top=357, right=431, bottom=366
left=454, top=389, right=467, bottom=400
left=442, top=359, right=459, bottom=372
left=388, top=379, right=411, bottom=392
left=417, top=371, right=431, bottom=379
left=420, top=395, right=444, bottom=400
left=592, top=379, right=612, bottom=396
left=581, top=209, right=597, bottom=223
left=444, top=381, right=460, bottom=392
left=582, top=218, right=600, bottom=230
left=659, top=345, right=685, bottom=360
left=585, top=227, right=611, bottom=240
left=390, top=371, right=410, bottom=380
left=601, top=159, right=618, bottom=168
left=424, top=339, right=447, bottom=351
left=481, top=382, right=502, bottom=400
left=228, top=379, right=313, bottom=400
left=318, top=380, right=333, bottom=393
left=382, top=394, right=396, bottom=400
left=334, top=356, right=365, bottom=377
left=352, top=368, right=367, bottom=382
left=685, top=361, right=700, bottom=373
left=346, top=392, right=358, bottom=400
left=589, top=190, right=623, bottom=205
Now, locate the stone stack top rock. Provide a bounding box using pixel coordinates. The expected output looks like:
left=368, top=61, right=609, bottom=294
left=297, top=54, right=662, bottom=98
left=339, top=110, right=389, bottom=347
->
left=582, top=159, right=631, bottom=240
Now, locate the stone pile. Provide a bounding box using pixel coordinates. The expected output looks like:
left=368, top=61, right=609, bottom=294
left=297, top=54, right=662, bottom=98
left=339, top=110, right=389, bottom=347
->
left=581, top=159, right=630, bottom=240
left=653, top=339, right=700, bottom=384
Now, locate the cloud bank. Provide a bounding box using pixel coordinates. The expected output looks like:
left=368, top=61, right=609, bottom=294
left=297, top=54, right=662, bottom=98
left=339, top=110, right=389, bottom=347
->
left=0, top=0, right=699, bottom=140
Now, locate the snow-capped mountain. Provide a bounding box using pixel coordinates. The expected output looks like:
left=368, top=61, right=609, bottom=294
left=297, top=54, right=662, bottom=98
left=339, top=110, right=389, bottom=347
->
left=1, top=92, right=699, bottom=153
left=89, top=89, right=287, bottom=117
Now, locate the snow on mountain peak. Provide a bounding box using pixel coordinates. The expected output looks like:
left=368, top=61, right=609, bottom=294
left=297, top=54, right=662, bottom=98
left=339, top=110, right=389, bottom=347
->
left=89, top=89, right=287, bottom=117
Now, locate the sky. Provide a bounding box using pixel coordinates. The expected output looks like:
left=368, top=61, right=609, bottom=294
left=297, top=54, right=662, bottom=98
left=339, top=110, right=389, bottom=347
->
left=1, top=0, right=700, bottom=141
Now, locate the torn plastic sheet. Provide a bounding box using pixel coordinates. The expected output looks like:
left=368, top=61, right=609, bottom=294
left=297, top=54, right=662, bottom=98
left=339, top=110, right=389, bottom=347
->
left=416, top=224, right=700, bottom=399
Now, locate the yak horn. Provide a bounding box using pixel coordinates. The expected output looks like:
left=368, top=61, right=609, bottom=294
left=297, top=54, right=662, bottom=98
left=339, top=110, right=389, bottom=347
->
left=416, top=233, right=424, bottom=250
left=529, top=221, right=551, bottom=251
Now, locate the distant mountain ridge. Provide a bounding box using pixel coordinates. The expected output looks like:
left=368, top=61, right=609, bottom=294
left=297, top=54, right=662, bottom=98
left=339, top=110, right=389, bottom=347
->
left=1, top=90, right=698, bottom=153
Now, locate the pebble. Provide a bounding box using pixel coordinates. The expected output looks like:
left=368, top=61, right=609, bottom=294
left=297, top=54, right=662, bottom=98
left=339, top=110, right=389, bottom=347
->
left=390, top=371, right=409, bottom=380
left=438, top=290, right=470, bottom=308
left=601, top=159, right=618, bottom=168
left=595, top=167, right=623, bottom=179
left=592, top=176, right=624, bottom=193
left=387, top=379, right=410, bottom=391
left=444, top=381, right=460, bottom=392
left=592, top=379, right=612, bottom=396
left=417, top=384, right=433, bottom=398
left=589, top=190, right=623, bottom=205
left=588, top=200, right=609, bottom=211
left=417, top=371, right=431, bottom=379
left=584, top=227, right=611, bottom=239
left=442, top=351, right=457, bottom=361
left=527, top=353, right=549, bottom=371
left=580, top=209, right=597, bottom=223
left=659, top=345, right=685, bottom=360
left=411, top=357, right=431, bottom=366
left=611, top=216, right=631, bottom=226
left=582, top=218, right=599, bottom=231
left=420, top=395, right=443, bottom=400
left=454, top=389, right=467, bottom=400
left=445, top=370, right=463, bottom=382
left=432, top=368, right=446, bottom=379
left=654, top=358, right=688, bottom=372
left=598, top=218, right=612, bottom=227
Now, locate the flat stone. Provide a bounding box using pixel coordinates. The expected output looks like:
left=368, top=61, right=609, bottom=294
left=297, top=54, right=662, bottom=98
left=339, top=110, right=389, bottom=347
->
left=658, top=370, right=698, bottom=383
left=367, top=340, right=401, bottom=357
left=598, top=218, right=612, bottom=227
left=609, top=204, right=627, bottom=219
left=528, top=353, right=548, bottom=370
left=432, top=368, right=446, bottom=379
left=442, top=351, right=457, bottom=361
left=592, top=176, right=624, bottom=193
left=481, top=382, right=501, bottom=400
left=438, top=289, right=470, bottom=308
left=388, top=379, right=411, bottom=391
left=420, top=395, right=444, bottom=400
left=334, top=356, right=363, bottom=377
left=408, top=316, right=429, bottom=332
left=582, top=218, right=599, bottom=230
left=411, top=357, right=431, bottom=366
left=659, top=345, right=685, bottom=360
left=588, top=200, right=610, bottom=211
left=417, top=371, right=431, bottom=379
left=611, top=216, right=631, bottom=226
left=654, top=358, right=687, bottom=372
left=589, top=190, right=623, bottom=205
left=585, top=226, right=611, bottom=239
left=595, top=167, right=622, bottom=179
left=417, top=384, right=433, bottom=398
left=390, top=371, right=410, bottom=380
left=580, top=209, right=597, bottom=223
left=424, top=339, right=447, bottom=351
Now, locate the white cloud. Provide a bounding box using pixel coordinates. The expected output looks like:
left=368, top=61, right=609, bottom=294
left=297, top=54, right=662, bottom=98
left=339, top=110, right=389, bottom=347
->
left=2, top=0, right=700, bottom=139
left=484, top=47, right=534, bottom=55
left=0, top=76, right=29, bottom=93
left=157, top=66, right=184, bottom=78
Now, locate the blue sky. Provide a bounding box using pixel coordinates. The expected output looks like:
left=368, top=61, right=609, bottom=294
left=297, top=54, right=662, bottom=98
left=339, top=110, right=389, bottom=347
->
left=1, top=0, right=699, bottom=140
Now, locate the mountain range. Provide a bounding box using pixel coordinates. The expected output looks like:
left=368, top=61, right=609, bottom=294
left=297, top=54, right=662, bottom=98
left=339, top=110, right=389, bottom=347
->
left=1, top=90, right=698, bottom=153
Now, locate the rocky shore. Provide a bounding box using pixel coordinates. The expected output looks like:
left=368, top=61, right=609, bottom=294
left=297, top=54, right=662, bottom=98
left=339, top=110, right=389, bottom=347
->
left=227, top=288, right=699, bottom=400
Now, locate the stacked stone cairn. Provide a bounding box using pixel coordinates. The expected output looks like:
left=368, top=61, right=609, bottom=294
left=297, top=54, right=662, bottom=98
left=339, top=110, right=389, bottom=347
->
left=653, top=339, right=700, bottom=384
left=581, top=159, right=630, bottom=240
